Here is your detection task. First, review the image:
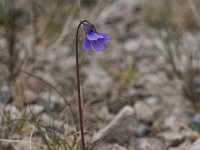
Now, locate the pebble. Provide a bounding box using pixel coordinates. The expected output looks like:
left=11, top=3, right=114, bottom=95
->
left=134, top=101, right=154, bottom=123
left=34, top=99, right=55, bottom=115
left=158, top=131, right=185, bottom=147
left=95, top=144, right=127, bottom=150
left=24, top=90, right=37, bottom=104
left=0, top=104, right=20, bottom=120
left=188, top=114, right=200, bottom=132
left=92, top=106, right=135, bottom=145
left=0, top=91, right=12, bottom=104
left=134, top=123, right=151, bottom=137
left=189, top=138, right=200, bottom=150
left=40, top=113, right=63, bottom=130
left=193, top=78, right=200, bottom=96
left=129, top=138, right=164, bottom=150
left=145, top=96, right=159, bottom=105
left=164, top=115, right=187, bottom=131
left=151, top=120, right=164, bottom=133
left=26, top=104, right=44, bottom=115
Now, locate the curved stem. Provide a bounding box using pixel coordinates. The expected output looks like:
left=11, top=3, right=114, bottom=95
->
left=76, top=20, right=90, bottom=150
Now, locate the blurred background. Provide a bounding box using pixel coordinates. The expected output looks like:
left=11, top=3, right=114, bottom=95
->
left=0, top=0, right=200, bottom=149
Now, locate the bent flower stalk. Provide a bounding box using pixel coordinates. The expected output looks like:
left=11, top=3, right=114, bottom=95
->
left=75, top=20, right=110, bottom=150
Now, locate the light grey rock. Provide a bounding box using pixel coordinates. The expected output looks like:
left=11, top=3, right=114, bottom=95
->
left=164, top=114, right=188, bottom=131
left=138, top=74, right=164, bottom=86
left=38, top=114, right=73, bottom=134
left=27, top=104, right=44, bottom=115
left=0, top=104, right=20, bottom=120
left=24, top=90, right=37, bottom=104
left=129, top=138, right=164, bottom=150
left=145, top=96, right=159, bottom=105
left=35, top=99, right=56, bottom=115
left=0, top=38, right=7, bottom=49
left=189, top=139, right=200, bottom=150
left=134, top=101, right=155, bottom=123
left=94, top=144, right=127, bottom=150
left=158, top=131, right=185, bottom=147
left=92, top=106, right=135, bottom=145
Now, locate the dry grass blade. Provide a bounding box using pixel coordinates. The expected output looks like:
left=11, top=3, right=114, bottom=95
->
left=19, top=69, right=76, bottom=125
left=47, top=3, right=77, bottom=50
left=188, top=0, right=200, bottom=29
left=0, top=139, right=45, bottom=149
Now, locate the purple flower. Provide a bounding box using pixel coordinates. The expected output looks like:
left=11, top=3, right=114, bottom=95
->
left=82, top=23, right=110, bottom=51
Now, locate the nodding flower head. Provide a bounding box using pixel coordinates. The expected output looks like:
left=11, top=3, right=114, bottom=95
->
left=82, top=22, right=110, bottom=51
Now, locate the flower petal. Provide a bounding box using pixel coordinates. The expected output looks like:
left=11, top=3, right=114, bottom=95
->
left=87, top=32, right=98, bottom=41
left=83, top=24, right=90, bottom=34
left=93, top=32, right=104, bottom=38
left=92, top=40, right=105, bottom=51
left=83, top=39, right=91, bottom=51
left=98, top=33, right=111, bottom=44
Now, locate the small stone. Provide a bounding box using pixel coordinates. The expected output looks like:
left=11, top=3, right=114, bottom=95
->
left=0, top=104, right=20, bottom=120
left=193, top=78, right=200, bottom=96
left=145, top=96, right=159, bottom=105
left=24, top=90, right=37, bottom=104
left=40, top=113, right=63, bottom=129
left=129, top=138, right=164, bottom=150
left=151, top=120, right=164, bottom=133
left=164, top=115, right=187, bottom=131
left=134, top=123, right=151, bottom=137
left=92, top=106, right=135, bottom=145
left=35, top=99, right=55, bottom=115
left=64, top=124, right=76, bottom=134
left=158, top=131, right=185, bottom=147
left=134, top=101, right=154, bottom=123
left=189, top=139, right=200, bottom=150
left=95, top=144, right=127, bottom=150
left=188, top=114, right=200, bottom=132
left=168, top=148, right=180, bottom=150
left=27, top=104, right=44, bottom=115
left=0, top=38, right=7, bottom=49
left=0, top=91, right=12, bottom=104
left=183, top=77, right=200, bottom=103
left=183, top=130, right=199, bottom=141
left=168, top=140, right=191, bottom=150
